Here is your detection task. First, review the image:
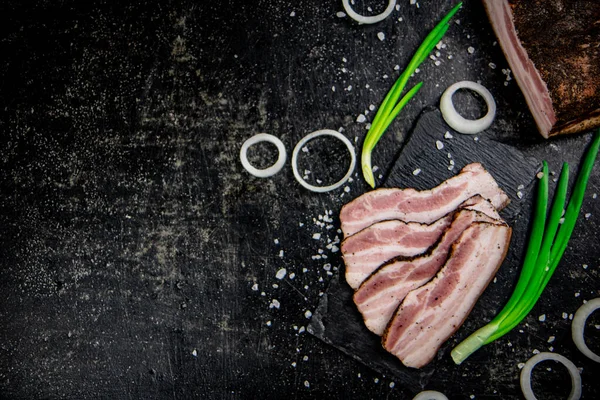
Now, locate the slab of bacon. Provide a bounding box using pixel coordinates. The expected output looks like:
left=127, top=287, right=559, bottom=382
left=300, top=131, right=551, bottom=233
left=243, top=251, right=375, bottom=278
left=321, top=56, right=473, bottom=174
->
left=482, top=0, right=600, bottom=137
left=339, top=163, right=512, bottom=368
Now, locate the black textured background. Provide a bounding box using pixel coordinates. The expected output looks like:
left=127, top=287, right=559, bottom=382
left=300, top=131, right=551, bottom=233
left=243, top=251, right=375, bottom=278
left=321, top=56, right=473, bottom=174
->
left=1, top=1, right=599, bottom=399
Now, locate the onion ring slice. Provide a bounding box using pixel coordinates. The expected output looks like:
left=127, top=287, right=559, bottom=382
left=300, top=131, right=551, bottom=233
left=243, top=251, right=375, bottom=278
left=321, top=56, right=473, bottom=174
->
left=572, top=297, right=600, bottom=362
left=292, top=129, right=356, bottom=193
left=342, top=0, right=396, bottom=24
left=240, top=133, right=287, bottom=178
left=440, top=81, right=497, bottom=134
left=520, top=352, right=581, bottom=400
left=412, top=390, right=449, bottom=400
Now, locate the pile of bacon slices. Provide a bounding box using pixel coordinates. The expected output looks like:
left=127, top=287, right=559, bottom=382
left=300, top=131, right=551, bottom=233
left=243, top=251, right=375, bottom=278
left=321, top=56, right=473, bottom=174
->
left=339, top=163, right=513, bottom=368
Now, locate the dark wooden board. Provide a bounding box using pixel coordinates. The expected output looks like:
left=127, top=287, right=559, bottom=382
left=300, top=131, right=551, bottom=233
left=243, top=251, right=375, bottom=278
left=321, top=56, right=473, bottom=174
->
left=308, top=109, right=540, bottom=390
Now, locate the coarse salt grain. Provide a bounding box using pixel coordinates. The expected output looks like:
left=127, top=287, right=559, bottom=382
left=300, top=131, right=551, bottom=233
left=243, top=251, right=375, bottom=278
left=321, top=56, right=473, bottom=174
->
left=356, top=114, right=366, bottom=123
left=436, top=140, right=444, bottom=150
left=312, top=233, right=321, bottom=240
left=444, top=131, right=453, bottom=139
left=413, top=168, right=422, bottom=176
left=304, top=310, right=312, bottom=319
left=548, top=336, right=555, bottom=343
left=538, top=314, right=546, bottom=322
left=468, top=46, right=475, bottom=54
left=377, top=32, right=385, bottom=41
left=275, top=268, right=287, bottom=280
left=251, top=283, right=259, bottom=291
left=269, top=299, right=280, bottom=309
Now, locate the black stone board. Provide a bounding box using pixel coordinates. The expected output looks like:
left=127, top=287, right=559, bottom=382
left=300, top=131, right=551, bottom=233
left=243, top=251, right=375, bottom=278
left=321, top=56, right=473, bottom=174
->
left=308, top=109, right=541, bottom=390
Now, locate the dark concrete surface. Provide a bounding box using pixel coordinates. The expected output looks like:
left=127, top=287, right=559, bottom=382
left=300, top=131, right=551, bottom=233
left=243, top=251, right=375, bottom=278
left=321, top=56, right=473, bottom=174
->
left=0, top=1, right=598, bottom=399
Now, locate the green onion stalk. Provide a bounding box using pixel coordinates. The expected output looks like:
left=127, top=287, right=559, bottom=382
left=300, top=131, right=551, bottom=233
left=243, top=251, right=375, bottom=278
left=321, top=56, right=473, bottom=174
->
left=361, top=2, right=463, bottom=188
left=451, top=130, right=600, bottom=365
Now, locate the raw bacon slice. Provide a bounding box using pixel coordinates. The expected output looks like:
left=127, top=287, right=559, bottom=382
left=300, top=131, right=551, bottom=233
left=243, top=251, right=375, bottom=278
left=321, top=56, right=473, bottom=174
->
left=342, top=216, right=452, bottom=290
left=342, top=195, right=500, bottom=291
left=340, top=163, right=509, bottom=237
left=354, top=209, right=500, bottom=335
left=482, top=0, right=600, bottom=137
left=382, top=222, right=512, bottom=369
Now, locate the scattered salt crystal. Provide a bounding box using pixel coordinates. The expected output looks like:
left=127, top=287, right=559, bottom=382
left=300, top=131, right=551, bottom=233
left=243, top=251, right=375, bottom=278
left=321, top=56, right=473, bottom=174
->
left=548, top=346, right=554, bottom=352
left=369, top=104, right=376, bottom=111
left=434, top=60, right=441, bottom=66
left=312, top=233, right=321, bottom=240
left=192, top=349, right=197, bottom=357
left=436, top=140, right=444, bottom=150
left=468, top=46, right=475, bottom=54
left=331, top=86, right=336, bottom=92
left=583, top=264, right=588, bottom=269
left=538, top=314, right=546, bottom=322
left=518, top=363, right=525, bottom=369
left=304, top=381, right=310, bottom=388
left=374, top=378, right=380, bottom=383
left=261, top=291, right=266, bottom=296
left=533, top=349, right=540, bottom=354
left=562, top=312, right=568, bottom=319
left=305, top=310, right=313, bottom=319
left=274, top=238, right=279, bottom=244
left=444, top=131, right=453, bottom=139
left=575, top=292, right=580, bottom=297
left=251, top=283, right=259, bottom=291
left=410, top=0, right=416, bottom=4
left=272, top=283, right=278, bottom=289
left=279, top=250, right=284, bottom=258
left=356, top=114, right=366, bottom=123
left=470, top=396, right=475, bottom=400
left=290, top=11, right=296, bottom=17
left=517, top=191, right=524, bottom=199
left=289, top=273, right=295, bottom=280
left=489, top=62, right=497, bottom=69
left=346, top=85, right=352, bottom=91
left=569, top=313, right=573, bottom=320
left=585, top=213, right=592, bottom=219
left=299, top=222, right=304, bottom=227
left=377, top=32, right=385, bottom=41
left=269, top=299, right=280, bottom=309
left=389, top=382, right=395, bottom=388
left=548, top=336, right=555, bottom=343
left=302, top=268, right=308, bottom=273
left=266, top=321, right=272, bottom=326
left=474, top=136, right=479, bottom=142
left=336, top=11, right=346, bottom=18
left=415, top=68, right=420, bottom=73
left=429, top=54, right=437, bottom=61
left=537, top=172, right=544, bottom=179
left=413, top=168, right=422, bottom=176
left=299, top=326, right=305, bottom=334
left=275, top=268, right=287, bottom=280
left=518, top=184, right=525, bottom=190
left=593, top=193, right=598, bottom=199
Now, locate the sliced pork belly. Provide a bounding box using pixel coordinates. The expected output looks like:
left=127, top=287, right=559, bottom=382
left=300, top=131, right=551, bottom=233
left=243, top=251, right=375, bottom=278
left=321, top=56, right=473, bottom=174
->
left=342, top=195, right=500, bottom=290
left=342, top=216, right=452, bottom=290
left=482, top=0, right=600, bottom=137
left=382, top=222, right=512, bottom=369
left=340, top=163, right=509, bottom=238
left=353, top=209, right=500, bottom=335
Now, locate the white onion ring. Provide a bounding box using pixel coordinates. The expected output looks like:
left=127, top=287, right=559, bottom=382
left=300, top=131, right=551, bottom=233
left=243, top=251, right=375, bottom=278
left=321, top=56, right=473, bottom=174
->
left=342, top=0, right=396, bottom=24
left=520, top=352, right=582, bottom=400
left=291, top=129, right=356, bottom=193
left=240, top=133, right=287, bottom=178
left=572, top=297, right=600, bottom=362
left=440, top=81, right=497, bottom=134
left=412, top=390, right=449, bottom=400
